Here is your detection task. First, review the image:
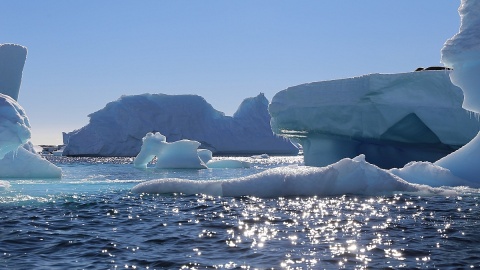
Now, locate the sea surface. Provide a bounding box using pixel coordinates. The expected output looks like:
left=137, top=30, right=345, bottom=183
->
left=1, top=156, right=480, bottom=269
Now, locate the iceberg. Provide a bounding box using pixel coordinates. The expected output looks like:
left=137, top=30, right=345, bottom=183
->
left=0, top=44, right=27, bottom=101
left=434, top=0, right=480, bottom=183
left=132, top=155, right=452, bottom=197
left=134, top=132, right=207, bottom=169
left=63, top=93, right=298, bottom=157
left=0, top=44, right=61, bottom=179
left=134, top=132, right=251, bottom=169
left=269, top=71, right=480, bottom=168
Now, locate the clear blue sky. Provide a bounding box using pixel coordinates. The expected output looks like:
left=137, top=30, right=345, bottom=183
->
left=0, top=1, right=461, bottom=145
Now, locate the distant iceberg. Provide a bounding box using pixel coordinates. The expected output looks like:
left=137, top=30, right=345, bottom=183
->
left=269, top=71, right=480, bottom=168
left=63, top=93, right=298, bottom=157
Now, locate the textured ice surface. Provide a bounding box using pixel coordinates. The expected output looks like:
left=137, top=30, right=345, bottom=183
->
left=64, top=93, right=298, bottom=157
left=435, top=0, right=480, bottom=183
left=134, top=132, right=251, bottom=169
left=0, top=44, right=61, bottom=179
left=0, top=93, right=31, bottom=159
left=134, top=132, right=207, bottom=169
left=132, top=155, right=451, bottom=197
left=269, top=71, right=479, bottom=168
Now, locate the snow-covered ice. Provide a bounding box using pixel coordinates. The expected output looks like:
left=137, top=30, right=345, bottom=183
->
left=435, top=0, right=480, bottom=183
left=269, top=71, right=479, bottom=168
left=132, top=155, right=452, bottom=197
left=63, top=93, right=298, bottom=157
left=0, top=44, right=61, bottom=179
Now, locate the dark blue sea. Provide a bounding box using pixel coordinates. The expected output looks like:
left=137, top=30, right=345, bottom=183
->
left=1, top=156, right=480, bottom=269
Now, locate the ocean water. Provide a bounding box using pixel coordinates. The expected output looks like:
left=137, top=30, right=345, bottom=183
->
left=1, top=156, right=480, bottom=269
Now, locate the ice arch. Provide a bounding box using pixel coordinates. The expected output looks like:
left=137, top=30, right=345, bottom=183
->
left=134, top=132, right=207, bottom=169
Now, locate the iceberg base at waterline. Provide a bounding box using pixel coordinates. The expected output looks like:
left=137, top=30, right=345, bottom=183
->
left=0, top=93, right=62, bottom=179
left=269, top=71, right=480, bottom=169
left=0, top=147, right=62, bottom=179
left=132, top=155, right=455, bottom=197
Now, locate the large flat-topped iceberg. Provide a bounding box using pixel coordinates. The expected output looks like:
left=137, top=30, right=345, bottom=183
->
left=269, top=71, right=480, bottom=168
left=0, top=44, right=27, bottom=101
left=63, top=93, right=298, bottom=157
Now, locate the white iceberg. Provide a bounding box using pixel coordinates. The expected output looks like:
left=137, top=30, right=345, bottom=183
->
left=269, top=70, right=479, bottom=168
left=434, top=0, right=480, bottom=183
left=134, top=132, right=251, bottom=169
left=134, top=132, right=207, bottom=169
left=0, top=44, right=61, bottom=179
left=63, top=93, right=298, bottom=157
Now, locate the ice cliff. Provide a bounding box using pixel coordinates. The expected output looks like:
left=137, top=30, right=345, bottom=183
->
left=63, top=93, right=298, bottom=157
left=269, top=70, right=480, bottom=168
left=0, top=44, right=27, bottom=101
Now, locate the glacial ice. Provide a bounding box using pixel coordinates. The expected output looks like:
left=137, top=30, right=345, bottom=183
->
left=63, top=93, right=298, bottom=157
left=435, top=0, right=480, bottom=183
left=134, top=132, right=251, bottom=169
left=132, top=155, right=452, bottom=197
left=0, top=44, right=27, bottom=101
left=0, top=94, right=31, bottom=159
left=134, top=132, right=207, bottom=169
left=0, top=44, right=61, bottom=179
left=269, top=71, right=480, bottom=168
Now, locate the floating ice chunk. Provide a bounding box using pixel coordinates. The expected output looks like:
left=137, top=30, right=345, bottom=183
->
left=251, top=153, right=269, bottom=159
left=389, top=161, right=474, bottom=187
left=0, top=180, right=10, bottom=190
left=206, top=160, right=251, bottom=169
left=132, top=155, right=451, bottom=197
left=134, top=132, right=207, bottom=169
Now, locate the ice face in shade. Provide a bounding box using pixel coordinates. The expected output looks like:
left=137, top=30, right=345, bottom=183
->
left=442, top=0, right=480, bottom=112
left=0, top=93, right=30, bottom=159
left=435, top=0, right=480, bottom=183
left=0, top=44, right=27, bottom=101
left=269, top=71, right=479, bottom=168
left=134, top=132, right=207, bottom=169
left=63, top=93, right=298, bottom=157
